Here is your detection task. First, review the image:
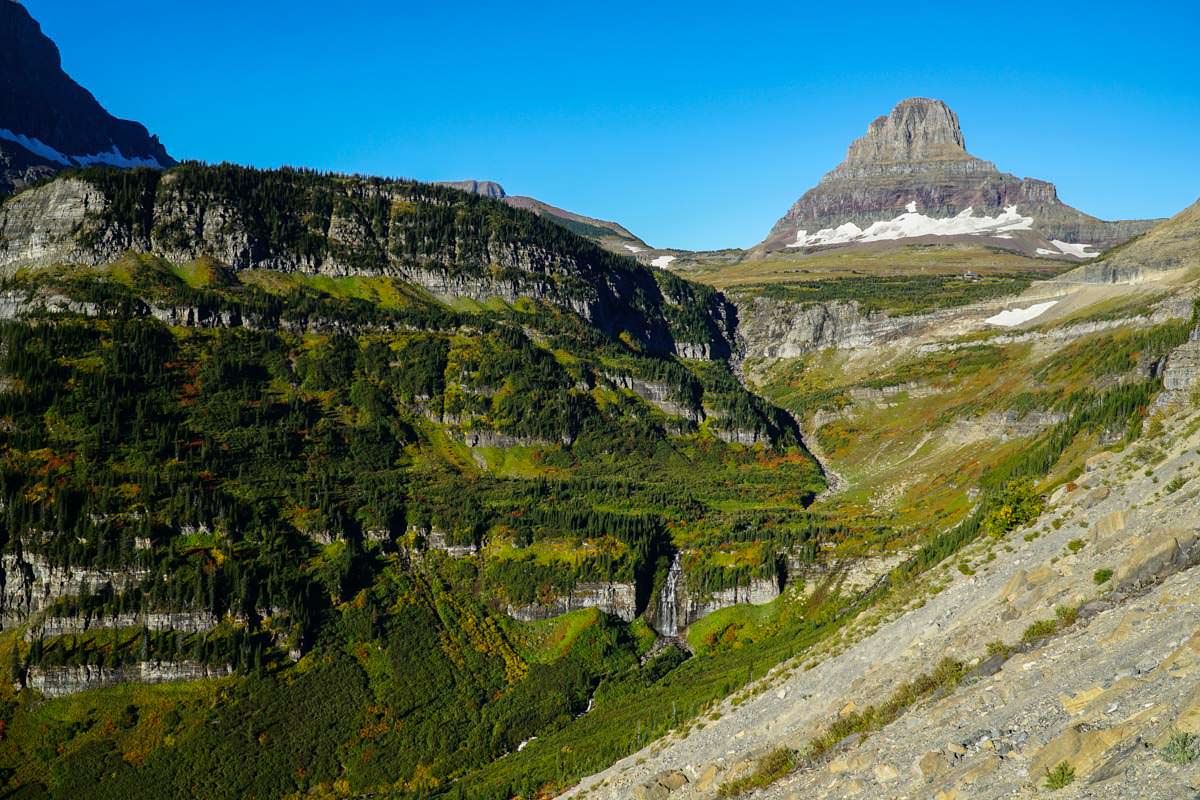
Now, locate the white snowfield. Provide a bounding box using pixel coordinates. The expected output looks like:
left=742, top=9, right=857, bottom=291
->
left=623, top=244, right=645, bottom=253
left=0, top=128, right=165, bottom=169
left=788, top=203, right=1035, bottom=247
left=984, top=300, right=1058, bottom=327
left=650, top=255, right=676, bottom=268
left=1036, top=240, right=1101, bottom=259
left=1050, top=239, right=1101, bottom=259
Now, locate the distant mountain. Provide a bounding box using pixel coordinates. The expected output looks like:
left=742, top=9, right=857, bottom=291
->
left=759, top=98, right=1158, bottom=258
left=1067, top=196, right=1200, bottom=283
left=0, top=0, right=174, bottom=194
left=440, top=178, right=659, bottom=257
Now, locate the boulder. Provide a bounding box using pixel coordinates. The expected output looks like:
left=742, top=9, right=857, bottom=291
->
left=873, top=763, right=899, bottom=783
left=1090, top=510, right=1127, bottom=545
left=1081, top=486, right=1110, bottom=509
left=914, top=749, right=949, bottom=779
left=1114, top=528, right=1198, bottom=589
left=654, top=770, right=688, bottom=791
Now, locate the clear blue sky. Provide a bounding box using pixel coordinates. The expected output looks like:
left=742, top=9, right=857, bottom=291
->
left=22, top=0, right=1200, bottom=250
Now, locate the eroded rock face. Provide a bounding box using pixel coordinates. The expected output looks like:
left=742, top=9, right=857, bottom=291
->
left=760, top=98, right=1156, bottom=252
left=1153, top=324, right=1200, bottom=411
left=505, top=582, right=638, bottom=623
left=0, top=553, right=147, bottom=629
left=27, top=661, right=232, bottom=698
left=0, top=169, right=738, bottom=360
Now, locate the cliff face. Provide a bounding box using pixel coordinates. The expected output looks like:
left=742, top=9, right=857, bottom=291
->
left=0, top=1, right=174, bottom=193
left=760, top=98, right=1157, bottom=253
left=0, top=165, right=737, bottom=359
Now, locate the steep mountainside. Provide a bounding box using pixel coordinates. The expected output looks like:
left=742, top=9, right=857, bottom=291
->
left=0, top=165, right=730, bottom=358
left=562, top=205, right=1200, bottom=800
left=759, top=98, right=1157, bottom=257
left=0, top=164, right=848, bottom=799
left=1064, top=196, right=1200, bottom=283
left=0, top=1, right=174, bottom=194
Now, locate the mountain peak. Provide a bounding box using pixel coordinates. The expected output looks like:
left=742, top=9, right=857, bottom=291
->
left=759, top=98, right=1159, bottom=253
left=0, top=0, right=174, bottom=193
left=843, top=97, right=970, bottom=166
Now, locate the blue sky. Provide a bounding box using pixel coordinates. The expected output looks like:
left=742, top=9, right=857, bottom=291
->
left=22, top=0, right=1200, bottom=250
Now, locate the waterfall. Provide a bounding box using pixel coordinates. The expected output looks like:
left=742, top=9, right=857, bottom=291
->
left=658, top=553, right=683, bottom=636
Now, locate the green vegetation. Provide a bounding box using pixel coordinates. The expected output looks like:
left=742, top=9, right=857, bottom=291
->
left=734, top=272, right=1041, bottom=316
left=806, top=658, right=966, bottom=760
left=0, top=162, right=1186, bottom=800
left=1021, top=606, right=1078, bottom=644
left=1044, top=760, right=1076, bottom=790
left=1159, top=731, right=1200, bottom=764
left=717, top=746, right=796, bottom=797
left=1093, top=568, right=1113, bottom=585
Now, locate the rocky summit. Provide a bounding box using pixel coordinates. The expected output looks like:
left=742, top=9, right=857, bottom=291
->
left=759, top=98, right=1158, bottom=257
left=0, top=0, right=174, bottom=194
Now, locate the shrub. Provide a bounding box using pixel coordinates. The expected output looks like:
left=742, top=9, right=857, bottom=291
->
left=1066, top=538, right=1085, bottom=553
left=717, top=747, right=796, bottom=797
left=1022, top=619, right=1058, bottom=643
left=1044, top=760, right=1075, bottom=790
left=985, top=640, right=1012, bottom=659
left=1159, top=732, right=1200, bottom=764
left=1165, top=476, right=1187, bottom=494
left=1093, top=568, right=1113, bottom=585
left=1054, top=605, right=1078, bottom=626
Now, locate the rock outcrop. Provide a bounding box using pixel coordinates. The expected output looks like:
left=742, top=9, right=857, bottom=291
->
left=759, top=98, right=1157, bottom=254
left=0, top=1, right=173, bottom=194
left=0, top=553, right=146, bottom=629
left=434, top=180, right=506, bottom=199
left=505, top=582, right=638, bottom=623
left=27, top=661, right=232, bottom=698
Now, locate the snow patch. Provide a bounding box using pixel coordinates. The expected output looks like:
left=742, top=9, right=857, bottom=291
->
left=1035, top=248, right=1058, bottom=256
left=985, top=301, right=1058, bottom=327
left=788, top=205, right=1035, bottom=248
left=1051, top=239, right=1101, bottom=259
left=0, top=128, right=70, bottom=165
left=650, top=255, right=676, bottom=268
left=905, top=200, right=917, bottom=213
left=0, top=128, right=164, bottom=169
left=623, top=244, right=645, bottom=253
left=74, top=145, right=164, bottom=169
left=517, top=736, right=536, bottom=752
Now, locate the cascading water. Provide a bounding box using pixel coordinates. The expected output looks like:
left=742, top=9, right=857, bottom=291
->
left=657, top=553, right=683, bottom=636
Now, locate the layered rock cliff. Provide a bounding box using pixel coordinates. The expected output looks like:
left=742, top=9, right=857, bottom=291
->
left=760, top=98, right=1157, bottom=254
left=0, top=164, right=737, bottom=358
